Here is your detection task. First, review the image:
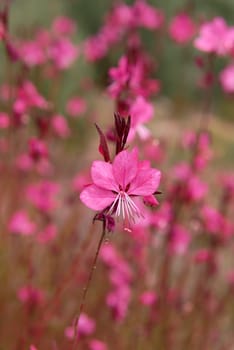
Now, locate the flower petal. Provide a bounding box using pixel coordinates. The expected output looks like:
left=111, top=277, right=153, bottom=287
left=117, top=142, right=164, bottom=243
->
left=112, top=148, right=138, bottom=190
left=80, top=184, right=115, bottom=211
left=129, top=169, right=161, bottom=196
left=91, top=161, right=118, bottom=191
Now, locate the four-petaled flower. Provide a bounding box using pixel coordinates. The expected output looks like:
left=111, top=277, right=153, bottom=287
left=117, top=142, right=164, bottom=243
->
left=80, top=148, right=161, bottom=223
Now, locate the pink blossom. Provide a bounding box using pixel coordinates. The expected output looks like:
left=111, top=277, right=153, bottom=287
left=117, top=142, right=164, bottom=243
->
left=110, top=3, right=133, bottom=27
left=194, top=17, right=234, bottom=55
left=89, top=339, right=108, bottom=350
left=52, top=16, right=76, bottom=36
left=72, top=172, right=91, bottom=192
left=15, top=153, right=33, bottom=172
left=220, top=64, right=234, bottom=93
left=0, top=112, right=10, bottom=128
left=66, top=97, right=87, bottom=117
left=51, top=114, right=70, bottom=138
left=15, top=80, right=49, bottom=111
left=19, top=41, right=46, bottom=67
left=128, top=96, right=154, bottom=140
left=26, top=181, right=60, bottom=213
left=140, top=291, right=157, bottom=306
left=17, top=285, right=44, bottom=305
left=37, top=224, right=57, bottom=244
left=65, top=313, right=95, bottom=339
left=133, top=1, right=164, bottom=30
left=169, top=13, right=196, bottom=44
left=8, top=211, right=36, bottom=236
left=106, top=285, right=131, bottom=321
left=202, top=205, right=223, bottom=234
left=48, top=37, right=79, bottom=69
left=30, top=346, right=38, bottom=350
left=169, top=224, right=190, bottom=255
left=194, top=249, right=213, bottom=264
left=108, top=55, right=129, bottom=98
left=80, top=148, right=161, bottom=223
left=28, top=138, right=48, bottom=161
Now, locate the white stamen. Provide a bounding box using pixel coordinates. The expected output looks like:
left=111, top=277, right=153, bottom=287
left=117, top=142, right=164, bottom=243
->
left=108, top=191, right=144, bottom=223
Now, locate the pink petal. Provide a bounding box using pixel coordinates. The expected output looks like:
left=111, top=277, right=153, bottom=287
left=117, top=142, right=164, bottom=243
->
left=91, top=161, right=118, bottom=191
left=129, top=169, right=161, bottom=196
left=80, top=184, right=115, bottom=211
left=112, top=149, right=138, bottom=189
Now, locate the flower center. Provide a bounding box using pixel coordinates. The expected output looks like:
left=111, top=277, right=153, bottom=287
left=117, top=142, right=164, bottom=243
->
left=108, top=190, right=143, bottom=223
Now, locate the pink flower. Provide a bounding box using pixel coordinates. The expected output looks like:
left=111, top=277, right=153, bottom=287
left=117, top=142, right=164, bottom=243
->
left=89, top=339, right=108, bottom=350
left=28, top=138, right=48, bottom=161
left=194, top=17, right=234, bottom=55
left=128, top=96, right=154, bottom=140
left=169, top=13, right=196, bottom=44
left=0, top=112, right=10, bottom=129
left=140, top=291, right=157, bottom=306
left=133, top=1, right=164, bottom=30
left=19, top=40, right=46, bottom=67
left=52, top=16, right=76, bottom=36
left=80, top=148, right=161, bottom=223
left=51, top=114, right=70, bottom=138
left=66, top=97, right=87, bottom=117
left=8, top=211, right=36, bottom=235
left=220, top=64, right=234, bottom=93
left=65, top=313, right=95, bottom=339
left=37, top=224, right=57, bottom=244
left=30, top=346, right=38, bottom=350
left=26, top=181, right=60, bottom=213
left=48, top=37, right=79, bottom=69
left=17, top=285, right=44, bottom=305
left=169, top=224, right=190, bottom=255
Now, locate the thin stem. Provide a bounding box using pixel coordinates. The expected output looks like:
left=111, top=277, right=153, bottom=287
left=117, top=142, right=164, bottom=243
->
left=71, top=223, right=106, bottom=350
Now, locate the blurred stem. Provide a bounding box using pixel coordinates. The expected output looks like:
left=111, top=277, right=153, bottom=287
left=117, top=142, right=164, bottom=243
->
left=40, top=215, right=96, bottom=323
left=72, top=222, right=106, bottom=350
left=199, top=54, right=215, bottom=132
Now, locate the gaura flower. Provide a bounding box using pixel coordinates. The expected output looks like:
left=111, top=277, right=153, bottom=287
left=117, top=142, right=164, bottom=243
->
left=80, top=148, right=161, bottom=223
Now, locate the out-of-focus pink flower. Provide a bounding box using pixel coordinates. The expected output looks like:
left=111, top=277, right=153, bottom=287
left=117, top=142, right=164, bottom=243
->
left=48, top=37, right=79, bottom=69
left=16, top=153, right=33, bottom=172
left=169, top=13, right=196, bottom=44
left=194, top=249, right=213, bottom=264
left=8, top=211, right=36, bottom=236
left=17, top=285, right=44, bottom=305
left=26, top=181, right=60, bottom=213
left=19, top=41, right=46, bottom=67
left=72, top=172, right=91, bottom=192
left=51, top=114, right=70, bottom=138
left=28, top=138, right=48, bottom=161
left=37, top=224, right=57, bottom=244
left=30, top=345, right=38, bottom=350
left=106, top=285, right=131, bottom=321
left=0, top=21, right=6, bottom=40
left=169, top=224, right=190, bottom=255
left=220, top=173, right=234, bottom=197
left=140, top=291, right=157, bottom=306
left=66, top=97, right=87, bottom=117
left=52, top=16, right=76, bottom=36
left=89, top=339, right=108, bottom=350
left=133, top=1, right=164, bottom=30
left=128, top=96, right=154, bottom=140
left=80, top=148, right=161, bottom=224
left=65, top=313, right=95, bottom=339
left=202, top=205, right=223, bottom=234
left=220, top=64, right=234, bottom=93
left=0, top=112, right=10, bottom=128
left=108, top=55, right=129, bottom=98
left=194, top=17, right=234, bottom=55
left=111, top=3, right=133, bottom=27
left=15, top=80, right=49, bottom=112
